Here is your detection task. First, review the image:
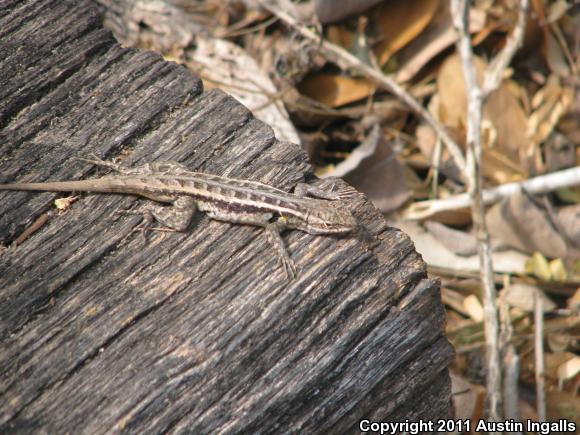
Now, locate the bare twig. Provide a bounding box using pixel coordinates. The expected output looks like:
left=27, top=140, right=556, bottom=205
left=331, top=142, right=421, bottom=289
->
left=430, top=136, right=443, bottom=198
left=483, top=0, right=529, bottom=95
left=500, top=290, right=521, bottom=426
left=402, top=166, right=580, bottom=220
left=256, top=0, right=467, bottom=174
left=534, top=293, right=546, bottom=422
left=503, top=346, right=521, bottom=425
left=215, top=15, right=279, bottom=38
left=451, top=0, right=501, bottom=420
left=450, top=0, right=529, bottom=423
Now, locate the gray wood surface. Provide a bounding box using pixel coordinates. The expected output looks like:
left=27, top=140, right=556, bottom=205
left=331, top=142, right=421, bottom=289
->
left=0, top=0, right=454, bottom=433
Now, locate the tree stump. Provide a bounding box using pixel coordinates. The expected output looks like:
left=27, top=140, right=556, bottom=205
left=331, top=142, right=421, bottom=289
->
left=0, top=1, right=454, bottom=433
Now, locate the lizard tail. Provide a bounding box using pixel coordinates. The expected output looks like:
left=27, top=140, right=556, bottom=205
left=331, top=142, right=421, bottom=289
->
left=0, top=180, right=122, bottom=193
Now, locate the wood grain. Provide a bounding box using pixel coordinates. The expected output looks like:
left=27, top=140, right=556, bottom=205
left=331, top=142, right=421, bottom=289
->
left=0, top=1, right=454, bottom=433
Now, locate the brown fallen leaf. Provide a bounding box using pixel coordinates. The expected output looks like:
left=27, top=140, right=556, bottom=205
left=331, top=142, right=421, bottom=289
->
left=436, top=53, right=527, bottom=182
left=314, top=0, right=383, bottom=24
left=485, top=193, right=568, bottom=259
left=502, top=283, right=557, bottom=312
left=415, top=122, right=464, bottom=184
left=320, top=123, right=382, bottom=178
left=395, top=1, right=485, bottom=83
left=436, top=53, right=484, bottom=129
left=546, top=332, right=574, bottom=353
left=463, top=295, right=484, bottom=322
left=557, top=84, right=580, bottom=145
left=297, top=73, right=376, bottom=108
left=186, top=36, right=300, bottom=144
left=546, top=390, right=580, bottom=425
left=567, top=287, right=580, bottom=311
left=544, top=132, right=577, bottom=173
left=528, top=75, right=574, bottom=155
left=484, top=81, right=530, bottom=178
left=341, top=133, right=411, bottom=213
left=450, top=372, right=480, bottom=424
left=544, top=28, right=572, bottom=78
left=555, top=204, right=580, bottom=257
left=373, top=0, right=439, bottom=67
left=424, top=221, right=479, bottom=257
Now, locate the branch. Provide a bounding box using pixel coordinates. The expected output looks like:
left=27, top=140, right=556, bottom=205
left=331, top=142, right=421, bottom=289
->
left=402, top=166, right=580, bottom=220
left=483, top=0, right=530, bottom=96
left=256, top=0, right=467, bottom=174
left=449, top=0, right=528, bottom=422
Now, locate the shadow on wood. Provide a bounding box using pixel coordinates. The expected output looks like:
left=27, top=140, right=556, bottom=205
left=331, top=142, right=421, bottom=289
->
left=0, top=0, right=454, bottom=433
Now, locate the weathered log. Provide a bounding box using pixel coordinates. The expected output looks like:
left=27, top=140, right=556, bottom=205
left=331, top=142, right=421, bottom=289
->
left=0, top=1, right=453, bottom=433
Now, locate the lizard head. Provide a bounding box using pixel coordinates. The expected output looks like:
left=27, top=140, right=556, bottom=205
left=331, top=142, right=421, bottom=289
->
left=303, top=205, right=357, bottom=235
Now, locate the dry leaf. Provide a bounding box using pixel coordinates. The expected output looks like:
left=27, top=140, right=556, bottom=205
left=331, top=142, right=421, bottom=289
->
left=415, top=122, right=464, bottom=183
left=298, top=73, right=376, bottom=108
left=326, top=25, right=355, bottom=51
left=567, top=287, right=580, bottom=310
left=544, top=132, right=577, bottom=172
left=486, top=193, right=568, bottom=259
left=450, top=373, right=480, bottom=424
left=502, top=283, right=557, bottom=312
left=483, top=81, right=529, bottom=179
left=437, top=53, right=479, bottom=128
left=528, top=75, right=574, bottom=152
left=544, top=30, right=572, bottom=78
left=314, top=0, right=383, bottom=24
left=464, top=295, right=484, bottom=322
left=547, top=332, right=573, bottom=352
left=54, top=196, right=77, bottom=211
left=395, top=2, right=485, bottom=82
left=549, top=258, right=568, bottom=281
left=336, top=132, right=411, bottom=213
left=442, top=288, right=470, bottom=317
left=321, top=124, right=381, bottom=177
left=557, top=356, right=580, bottom=388
left=525, top=252, right=553, bottom=281
left=189, top=37, right=300, bottom=144
left=373, top=0, right=439, bottom=66
left=437, top=54, right=527, bottom=182
left=424, top=221, right=479, bottom=257
left=546, top=0, right=571, bottom=24
left=396, top=221, right=529, bottom=274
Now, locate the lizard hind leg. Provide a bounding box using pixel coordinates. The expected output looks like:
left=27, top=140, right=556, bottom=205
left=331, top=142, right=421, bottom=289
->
left=75, top=154, right=133, bottom=174
left=147, top=196, right=197, bottom=231
left=119, top=196, right=197, bottom=242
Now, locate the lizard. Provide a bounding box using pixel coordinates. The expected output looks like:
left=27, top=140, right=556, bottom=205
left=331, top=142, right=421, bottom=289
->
left=0, top=157, right=357, bottom=279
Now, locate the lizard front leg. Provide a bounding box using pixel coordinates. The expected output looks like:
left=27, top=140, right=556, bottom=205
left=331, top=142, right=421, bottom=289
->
left=264, top=218, right=297, bottom=280
left=76, top=154, right=133, bottom=174
left=294, top=183, right=339, bottom=200
left=205, top=209, right=297, bottom=280
left=294, top=182, right=356, bottom=201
